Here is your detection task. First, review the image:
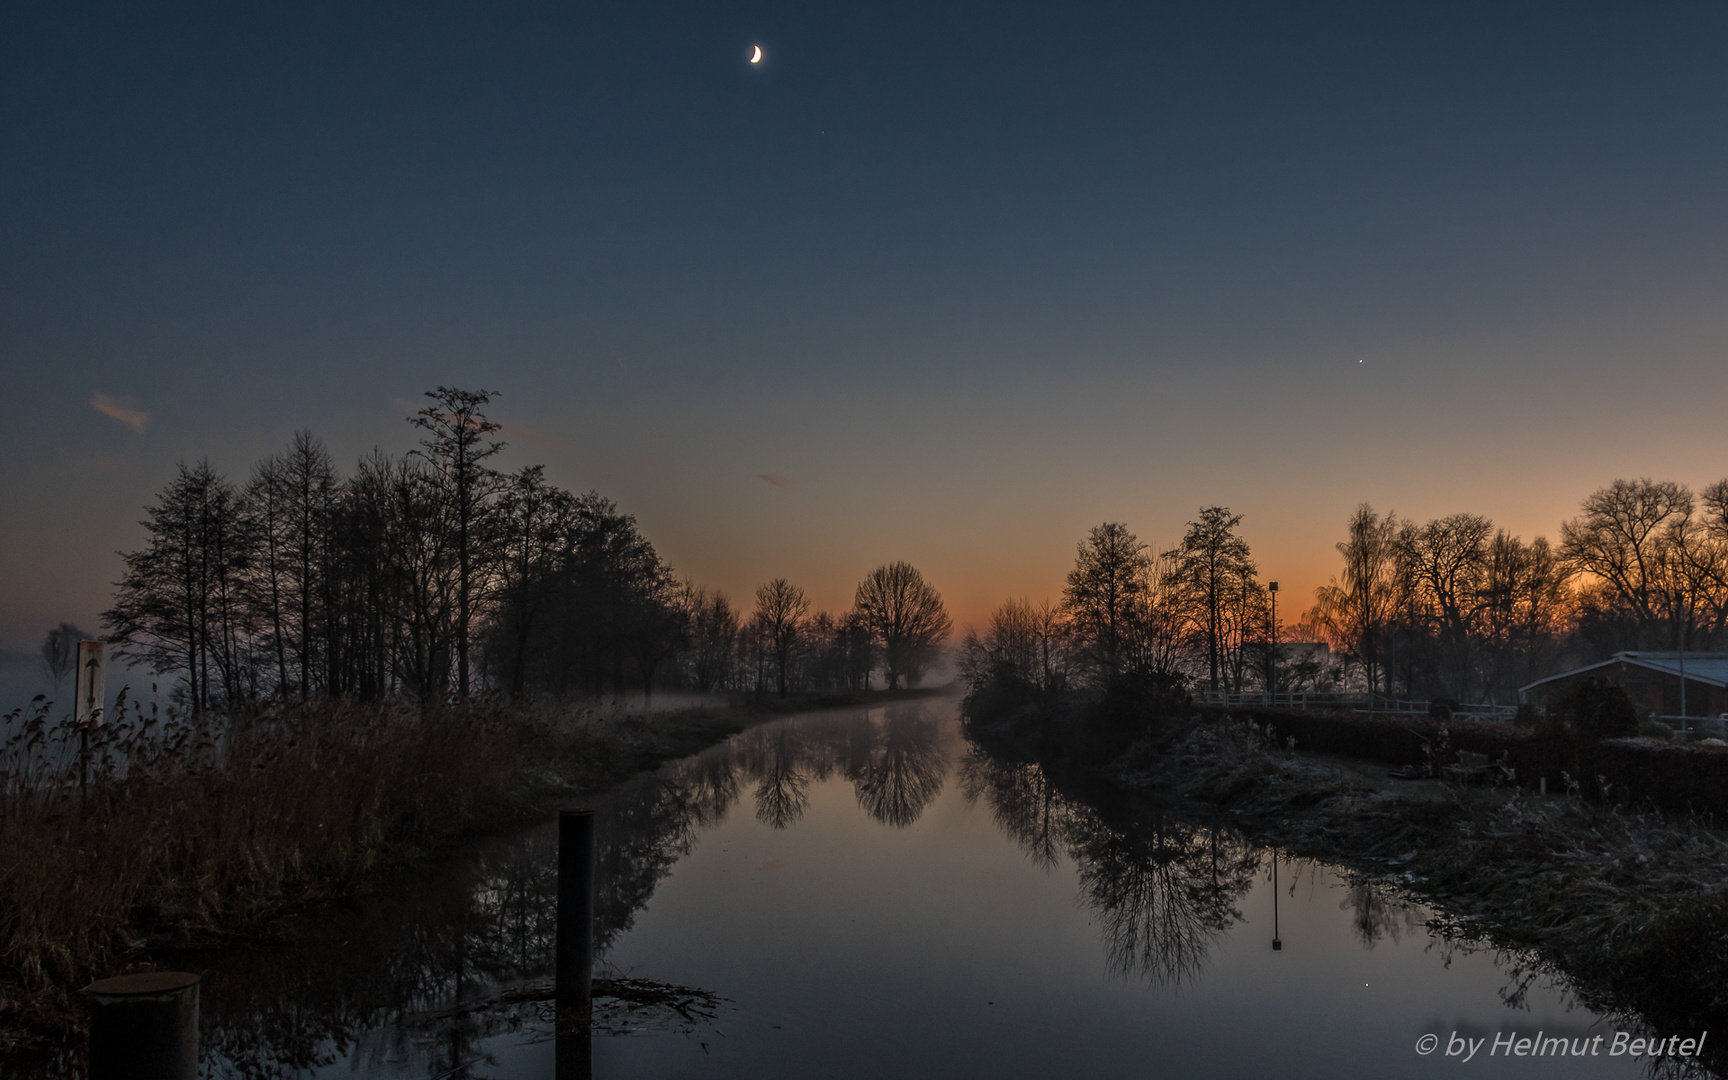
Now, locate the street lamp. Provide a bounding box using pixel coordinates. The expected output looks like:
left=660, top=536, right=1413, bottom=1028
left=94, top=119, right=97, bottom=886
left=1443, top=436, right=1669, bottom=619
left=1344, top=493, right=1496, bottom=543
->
left=1268, top=582, right=1279, bottom=707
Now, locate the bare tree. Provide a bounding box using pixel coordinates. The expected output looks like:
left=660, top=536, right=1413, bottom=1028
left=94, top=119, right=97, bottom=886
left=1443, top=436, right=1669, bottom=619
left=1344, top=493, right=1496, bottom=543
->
left=679, top=582, right=741, bottom=692
left=1062, top=523, right=1152, bottom=685
left=491, top=465, right=576, bottom=696
left=1124, top=548, right=1186, bottom=679
left=410, top=387, right=504, bottom=698
left=1397, top=513, right=1493, bottom=700
left=105, top=460, right=248, bottom=715
left=958, top=598, right=1070, bottom=693
left=242, top=450, right=294, bottom=694
left=753, top=578, right=809, bottom=697
left=853, top=562, right=952, bottom=689
left=1309, top=504, right=1403, bottom=696
left=1166, top=507, right=1259, bottom=694
left=39, top=622, right=87, bottom=697
left=1478, top=531, right=1570, bottom=699
left=1559, top=478, right=1695, bottom=650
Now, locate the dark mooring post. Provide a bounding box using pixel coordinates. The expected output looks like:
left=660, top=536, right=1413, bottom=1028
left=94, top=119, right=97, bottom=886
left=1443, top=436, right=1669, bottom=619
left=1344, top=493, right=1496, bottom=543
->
left=557, top=809, right=595, bottom=1080
left=86, top=972, right=200, bottom=1080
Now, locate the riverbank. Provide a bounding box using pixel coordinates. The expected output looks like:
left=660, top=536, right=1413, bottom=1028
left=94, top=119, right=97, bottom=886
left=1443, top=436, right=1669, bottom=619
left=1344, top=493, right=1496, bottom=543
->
left=962, top=695, right=1728, bottom=1075
left=0, top=686, right=943, bottom=1054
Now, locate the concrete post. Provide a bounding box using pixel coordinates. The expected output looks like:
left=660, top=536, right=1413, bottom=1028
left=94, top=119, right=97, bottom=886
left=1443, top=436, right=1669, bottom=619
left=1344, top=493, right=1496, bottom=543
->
left=557, top=809, right=595, bottom=1080
left=86, top=971, right=199, bottom=1080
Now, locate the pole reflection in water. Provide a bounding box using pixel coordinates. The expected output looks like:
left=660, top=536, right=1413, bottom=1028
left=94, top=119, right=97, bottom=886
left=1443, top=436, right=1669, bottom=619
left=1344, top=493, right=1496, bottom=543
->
left=556, top=810, right=594, bottom=1080
left=1272, top=853, right=1281, bottom=951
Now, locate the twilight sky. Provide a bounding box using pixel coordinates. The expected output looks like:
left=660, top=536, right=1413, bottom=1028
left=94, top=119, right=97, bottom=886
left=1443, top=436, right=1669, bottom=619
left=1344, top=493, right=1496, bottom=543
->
left=4, top=0, right=1728, bottom=650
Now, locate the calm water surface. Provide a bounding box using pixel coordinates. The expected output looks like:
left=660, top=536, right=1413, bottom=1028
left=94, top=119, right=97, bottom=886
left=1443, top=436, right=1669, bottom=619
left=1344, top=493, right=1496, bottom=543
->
left=195, top=698, right=1668, bottom=1079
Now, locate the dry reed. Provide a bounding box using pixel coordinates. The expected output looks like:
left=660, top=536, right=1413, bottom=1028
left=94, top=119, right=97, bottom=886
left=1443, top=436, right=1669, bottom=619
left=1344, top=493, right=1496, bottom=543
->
left=0, top=690, right=614, bottom=1048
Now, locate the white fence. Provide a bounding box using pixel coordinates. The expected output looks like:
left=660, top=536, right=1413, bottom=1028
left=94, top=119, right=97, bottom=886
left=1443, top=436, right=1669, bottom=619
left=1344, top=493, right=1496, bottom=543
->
left=1200, top=691, right=1520, bottom=724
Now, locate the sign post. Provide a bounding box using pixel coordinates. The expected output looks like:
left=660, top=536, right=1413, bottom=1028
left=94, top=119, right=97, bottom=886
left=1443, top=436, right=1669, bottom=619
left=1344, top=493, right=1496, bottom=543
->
left=74, top=641, right=106, bottom=807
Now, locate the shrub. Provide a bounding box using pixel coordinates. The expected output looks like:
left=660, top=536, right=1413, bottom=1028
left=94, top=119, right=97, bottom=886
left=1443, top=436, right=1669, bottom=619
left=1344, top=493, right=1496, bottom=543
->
left=1098, top=665, right=1191, bottom=730
left=1558, top=677, right=1640, bottom=743
left=962, top=663, right=1045, bottom=722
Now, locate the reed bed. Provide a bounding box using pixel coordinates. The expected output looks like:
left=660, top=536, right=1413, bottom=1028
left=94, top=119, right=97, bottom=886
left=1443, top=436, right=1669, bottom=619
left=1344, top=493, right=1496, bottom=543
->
left=0, top=690, right=632, bottom=1049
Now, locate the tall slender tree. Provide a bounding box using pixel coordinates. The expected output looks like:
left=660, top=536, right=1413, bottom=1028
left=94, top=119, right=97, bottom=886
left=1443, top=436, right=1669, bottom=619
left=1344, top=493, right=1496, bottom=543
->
left=1062, top=523, right=1152, bottom=685
left=409, top=388, right=504, bottom=698
left=105, top=460, right=246, bottom=715
left=754, top=578, right=810, bottom=697
left=1309, top=504, right=1403, bottom=696
left=1166, top=507, right=1258, bottom=694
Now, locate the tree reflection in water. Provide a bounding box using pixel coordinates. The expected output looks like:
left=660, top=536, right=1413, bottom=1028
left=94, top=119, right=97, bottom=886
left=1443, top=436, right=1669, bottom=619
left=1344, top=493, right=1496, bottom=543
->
left=188, top=703, right=952, bottom=1076
left=149, top=706, right=1449, bottom=1077
left=1339, top=877, right=1425, bottom=949
left=850, top=706, right=947, bottom=827
left=957, top=745, right=1257, bottom=988
left=956, top=739, right=1441, bottom=990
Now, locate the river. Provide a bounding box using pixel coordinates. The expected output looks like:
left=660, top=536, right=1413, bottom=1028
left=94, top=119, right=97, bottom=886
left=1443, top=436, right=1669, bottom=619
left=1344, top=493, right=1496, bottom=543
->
left=186, top=696, right=1677, bottom=1079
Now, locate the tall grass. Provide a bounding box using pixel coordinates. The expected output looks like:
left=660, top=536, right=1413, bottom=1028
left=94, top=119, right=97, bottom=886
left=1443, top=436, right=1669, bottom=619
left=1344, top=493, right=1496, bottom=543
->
left=0, top=690, right=585, bottom=1043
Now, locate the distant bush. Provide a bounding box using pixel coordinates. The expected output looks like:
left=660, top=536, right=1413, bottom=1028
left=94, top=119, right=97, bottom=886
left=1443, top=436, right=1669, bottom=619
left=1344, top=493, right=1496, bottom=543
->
left=1558, top=677, right=1640, bottom=743
left=1641, top=719, right=1675, bottom=741
left=962, top=663, right=1046, bottom=722
left=1098, top=665, right=1191, bottom=730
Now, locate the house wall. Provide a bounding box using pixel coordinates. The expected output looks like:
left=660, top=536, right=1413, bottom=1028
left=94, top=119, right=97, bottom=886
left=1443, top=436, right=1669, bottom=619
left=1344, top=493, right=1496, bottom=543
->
left=1531, top=662, right=1727, bottom=717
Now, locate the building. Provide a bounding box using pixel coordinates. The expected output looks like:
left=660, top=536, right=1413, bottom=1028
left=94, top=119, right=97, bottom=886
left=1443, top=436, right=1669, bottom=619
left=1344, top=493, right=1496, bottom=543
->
left=1519, top=652, right=1728, bottom=721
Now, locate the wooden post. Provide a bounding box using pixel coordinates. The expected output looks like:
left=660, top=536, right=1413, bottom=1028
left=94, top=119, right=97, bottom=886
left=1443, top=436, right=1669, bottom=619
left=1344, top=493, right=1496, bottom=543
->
left=86, top=972, right=199, bottom=1080
left=557, top=810, right=595, bottom=1080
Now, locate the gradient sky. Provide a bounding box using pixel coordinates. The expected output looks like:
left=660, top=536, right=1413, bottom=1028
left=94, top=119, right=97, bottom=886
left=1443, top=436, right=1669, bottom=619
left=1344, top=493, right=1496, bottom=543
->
left=4, top=0, right=1728, bottom=650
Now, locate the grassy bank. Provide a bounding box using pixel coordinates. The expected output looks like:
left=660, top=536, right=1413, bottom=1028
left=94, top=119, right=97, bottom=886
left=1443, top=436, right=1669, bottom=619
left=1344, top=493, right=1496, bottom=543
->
left=0, top=686, right=938, bottom=1053
left=965, top=692, right=1728, bottom=1073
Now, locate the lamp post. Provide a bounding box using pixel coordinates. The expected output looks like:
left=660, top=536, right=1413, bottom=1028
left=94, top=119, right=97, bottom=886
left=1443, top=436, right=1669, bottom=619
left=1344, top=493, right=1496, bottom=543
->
left=1267, top=582, right=1279, bottom=707
left=1678, top=617, right=1689, bottom=736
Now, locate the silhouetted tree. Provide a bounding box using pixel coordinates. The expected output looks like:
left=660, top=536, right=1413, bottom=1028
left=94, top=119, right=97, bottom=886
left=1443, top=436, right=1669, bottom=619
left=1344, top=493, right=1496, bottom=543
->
left=1310, top=504, right=1402, bottom=696
left=957, top=597, right=1069, bottom=694
left=39, top=622, right=87, bottom=698
left=410, top=387, right=504, bottom=698
left=105, top=460, right=249, bottom=714
left=1062, top=523, right=1151, bottom=685
left=1396, top=513, right=1493, bottom=701
left=1167, top=507, right=1259, bottom=694
left=1560, top=478, right=1723, bottom=654
left=679, top=582, right=741, bottom=692
left=490, top=465, right=575, bottom=696
left=753, top=578, right=809, bottom=697
left=853, top=562, right=952, bottom=689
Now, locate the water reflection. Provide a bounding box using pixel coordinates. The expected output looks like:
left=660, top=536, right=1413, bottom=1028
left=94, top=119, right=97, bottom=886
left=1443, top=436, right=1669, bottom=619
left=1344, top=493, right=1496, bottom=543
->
left=690, top=703, right=950, bottom=832
left=187, top=703, right=951, bottom=1076
left=134, top=700, right=1656, bottom=1079
left=1340, top=877, right=1425, bottom=950
left=954, top=739, right=1436, bottom=988
left=852, top=708, right=947, bottom=827
left=958, top=747, right=1259, bottom=987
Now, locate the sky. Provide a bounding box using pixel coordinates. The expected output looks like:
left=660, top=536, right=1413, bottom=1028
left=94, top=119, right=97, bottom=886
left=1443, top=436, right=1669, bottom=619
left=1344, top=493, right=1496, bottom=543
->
left=3, top=0, right=1728, bottom=653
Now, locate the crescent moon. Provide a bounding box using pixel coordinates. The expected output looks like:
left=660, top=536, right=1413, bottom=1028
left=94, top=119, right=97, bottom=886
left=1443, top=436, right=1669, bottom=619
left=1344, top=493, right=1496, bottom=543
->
left=750, top=45, right=763, bottom=63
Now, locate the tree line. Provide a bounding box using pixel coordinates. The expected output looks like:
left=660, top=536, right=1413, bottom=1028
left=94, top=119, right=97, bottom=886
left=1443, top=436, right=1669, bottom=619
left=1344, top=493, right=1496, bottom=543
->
left=959, top=510, right=1270, bottom=700
left=99, top=387, right=951, bottom=713
left=962, top=476, right=1728, bottom=706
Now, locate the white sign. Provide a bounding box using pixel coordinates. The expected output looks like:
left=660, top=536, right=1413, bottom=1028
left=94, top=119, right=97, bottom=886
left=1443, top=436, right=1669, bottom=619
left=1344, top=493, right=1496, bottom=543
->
left=75, top=640, right=106, bottom=727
